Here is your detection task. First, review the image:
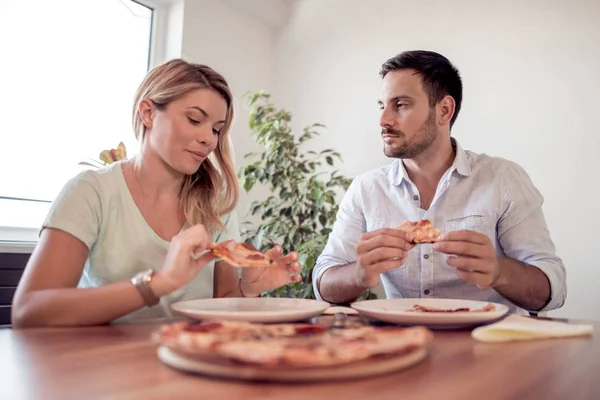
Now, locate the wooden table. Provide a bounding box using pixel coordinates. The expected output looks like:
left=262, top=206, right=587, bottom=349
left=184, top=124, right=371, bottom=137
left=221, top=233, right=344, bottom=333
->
left=1, top=317, right=598, bottom=400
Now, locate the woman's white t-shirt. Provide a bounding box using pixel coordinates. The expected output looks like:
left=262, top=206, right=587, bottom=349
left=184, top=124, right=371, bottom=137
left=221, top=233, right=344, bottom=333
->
left=41, top=161, right=240, bottom=323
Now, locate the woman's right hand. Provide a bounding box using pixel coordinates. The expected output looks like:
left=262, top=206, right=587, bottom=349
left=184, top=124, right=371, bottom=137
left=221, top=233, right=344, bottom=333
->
left=152, top=224, right=216, bottom=296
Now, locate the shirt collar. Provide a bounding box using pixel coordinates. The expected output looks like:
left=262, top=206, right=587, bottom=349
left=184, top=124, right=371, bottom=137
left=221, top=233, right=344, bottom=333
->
left=452, top=138, right=472, bottom=177
left=389, top=137, right=472, bottom=186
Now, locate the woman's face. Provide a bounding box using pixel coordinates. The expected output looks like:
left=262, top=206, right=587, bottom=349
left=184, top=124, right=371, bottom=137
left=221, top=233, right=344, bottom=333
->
left=142, top=88, right=228, bottom=175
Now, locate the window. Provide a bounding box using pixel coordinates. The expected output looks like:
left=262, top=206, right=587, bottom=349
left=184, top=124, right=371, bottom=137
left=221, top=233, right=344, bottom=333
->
left=0, top=0, right=154, bottom=242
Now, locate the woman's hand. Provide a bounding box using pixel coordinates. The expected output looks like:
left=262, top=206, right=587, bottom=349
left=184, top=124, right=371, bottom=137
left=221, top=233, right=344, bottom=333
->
left=240, top=246, right=302, bottom=296
left=153, top=224, right=216, bottom=296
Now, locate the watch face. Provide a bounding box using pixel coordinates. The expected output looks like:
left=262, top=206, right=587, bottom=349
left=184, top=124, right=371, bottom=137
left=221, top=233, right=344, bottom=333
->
left=131, top=269, right=159, bottom=306
left=134, top=269, right=154, bottom=283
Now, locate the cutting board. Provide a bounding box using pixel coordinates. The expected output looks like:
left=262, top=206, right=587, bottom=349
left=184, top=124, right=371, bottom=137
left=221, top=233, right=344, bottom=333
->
left=157, top=345, right=428, bottom=382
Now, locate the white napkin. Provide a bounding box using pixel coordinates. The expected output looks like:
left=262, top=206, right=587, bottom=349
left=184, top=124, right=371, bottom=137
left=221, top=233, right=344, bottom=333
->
left=472, top=314, right=594, bottom=343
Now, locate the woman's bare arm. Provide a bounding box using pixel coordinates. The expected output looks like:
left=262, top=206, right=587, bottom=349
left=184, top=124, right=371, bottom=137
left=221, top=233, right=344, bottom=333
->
left=12, top=228, right=173, bottom=328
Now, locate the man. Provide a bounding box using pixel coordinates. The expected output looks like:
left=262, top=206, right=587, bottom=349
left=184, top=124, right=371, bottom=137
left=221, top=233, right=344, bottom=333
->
left=313, top=50, right=566, bottom=314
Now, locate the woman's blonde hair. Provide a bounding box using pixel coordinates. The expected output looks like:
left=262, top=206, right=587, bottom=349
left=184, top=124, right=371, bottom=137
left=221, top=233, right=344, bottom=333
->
left=132, top=59, right=239, bottom=234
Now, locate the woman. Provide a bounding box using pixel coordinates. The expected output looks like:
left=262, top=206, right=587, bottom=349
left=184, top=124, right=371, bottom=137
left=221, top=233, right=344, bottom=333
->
left=11, top=59, right=301, bottom=328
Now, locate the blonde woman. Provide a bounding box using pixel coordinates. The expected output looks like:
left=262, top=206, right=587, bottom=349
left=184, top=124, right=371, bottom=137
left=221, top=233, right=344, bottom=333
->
left=12, top=59, right=301, bottom=328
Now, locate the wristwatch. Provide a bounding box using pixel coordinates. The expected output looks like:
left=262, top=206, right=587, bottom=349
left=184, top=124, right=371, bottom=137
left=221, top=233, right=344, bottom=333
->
left=131, top=269, right=160, bottom=307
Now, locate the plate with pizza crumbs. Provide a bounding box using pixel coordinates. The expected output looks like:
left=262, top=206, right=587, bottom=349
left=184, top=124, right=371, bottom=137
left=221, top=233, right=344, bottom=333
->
left=171, top=297, right=331, bottom=323
left=351, top=298, right=509, bottom=328
left=154, top=320, right=432, bottom=381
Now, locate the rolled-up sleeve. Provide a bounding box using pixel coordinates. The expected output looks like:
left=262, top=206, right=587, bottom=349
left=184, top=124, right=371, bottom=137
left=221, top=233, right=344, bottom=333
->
left=497, top=162, right=567, bottom=312
left=313, top=178, right=366, bottom=300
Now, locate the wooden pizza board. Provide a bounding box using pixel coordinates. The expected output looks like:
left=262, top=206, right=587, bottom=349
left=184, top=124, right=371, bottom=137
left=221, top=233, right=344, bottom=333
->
left=156, top=345, right=428, bottom=382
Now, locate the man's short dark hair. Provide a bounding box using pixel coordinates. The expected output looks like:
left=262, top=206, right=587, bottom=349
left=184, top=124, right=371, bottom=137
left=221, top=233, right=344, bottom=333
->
left=380, top=50, right=463, bottom=128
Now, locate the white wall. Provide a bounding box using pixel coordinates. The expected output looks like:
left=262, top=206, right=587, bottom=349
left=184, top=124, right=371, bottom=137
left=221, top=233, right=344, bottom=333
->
left=177, top=0, right=277, bottom=218
left=164, top=0, right=184, bottom=60
left=273, top=0, right=600, bottom=319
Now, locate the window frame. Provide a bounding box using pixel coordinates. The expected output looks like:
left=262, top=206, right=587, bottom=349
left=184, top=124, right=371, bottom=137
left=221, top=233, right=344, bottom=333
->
left=0, top=0, right=172, bottom=249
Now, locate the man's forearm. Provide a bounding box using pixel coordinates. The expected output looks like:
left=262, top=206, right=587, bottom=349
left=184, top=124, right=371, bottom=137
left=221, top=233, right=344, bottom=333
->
left=318, top=263, right=367, bottom=304
left=493, top=257, right=551, bottom=311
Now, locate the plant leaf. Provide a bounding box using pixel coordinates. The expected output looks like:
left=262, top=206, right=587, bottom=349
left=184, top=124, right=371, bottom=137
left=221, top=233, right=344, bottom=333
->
left=238, top=90, right=376, bottom=301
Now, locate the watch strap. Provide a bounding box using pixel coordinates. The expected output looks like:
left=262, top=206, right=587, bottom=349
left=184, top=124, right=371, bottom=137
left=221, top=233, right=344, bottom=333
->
left=131, top=270, right=160, bottom=307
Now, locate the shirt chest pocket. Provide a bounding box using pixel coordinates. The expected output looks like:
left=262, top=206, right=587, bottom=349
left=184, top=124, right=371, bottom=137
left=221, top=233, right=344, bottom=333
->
left=366, top=218, right=404, bottom=231
left=443, top=214, right=497, bottom=249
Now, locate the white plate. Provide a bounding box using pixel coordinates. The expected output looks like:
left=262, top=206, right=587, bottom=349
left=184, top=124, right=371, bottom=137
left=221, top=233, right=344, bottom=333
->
left=351, top=298, right=509, bottom=329
left=322, top=306, right=359, bottom=315
left=171, top=297, right=331, bottom=323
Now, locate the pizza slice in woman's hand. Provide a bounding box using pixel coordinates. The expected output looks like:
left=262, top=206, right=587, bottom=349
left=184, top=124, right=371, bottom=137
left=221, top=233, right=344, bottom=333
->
left=206, top=240, right=276, bottom=268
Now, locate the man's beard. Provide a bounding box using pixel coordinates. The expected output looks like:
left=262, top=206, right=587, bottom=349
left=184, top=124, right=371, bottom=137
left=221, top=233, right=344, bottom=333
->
left=382, top=108, right=437, bottom=159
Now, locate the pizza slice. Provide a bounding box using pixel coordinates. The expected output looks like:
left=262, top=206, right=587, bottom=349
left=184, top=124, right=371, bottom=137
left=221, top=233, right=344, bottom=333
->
left=208, top=240, right=275, bottom=267
left=410, top=303, right=496, bottom=313
left=395, top=219, right=441, bottom=244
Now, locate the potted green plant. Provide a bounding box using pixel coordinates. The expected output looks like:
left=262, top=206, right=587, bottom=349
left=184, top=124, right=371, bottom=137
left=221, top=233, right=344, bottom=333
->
left=239, top=91, right=377, bottom=301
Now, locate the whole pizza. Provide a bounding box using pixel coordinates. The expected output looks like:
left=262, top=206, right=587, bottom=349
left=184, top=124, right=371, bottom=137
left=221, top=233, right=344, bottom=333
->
left=153, top=320, right=433, bottom=368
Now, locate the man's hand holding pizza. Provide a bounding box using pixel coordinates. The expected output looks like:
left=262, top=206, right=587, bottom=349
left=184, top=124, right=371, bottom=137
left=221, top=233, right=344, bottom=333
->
left=355, top=228, right=415, bottom=289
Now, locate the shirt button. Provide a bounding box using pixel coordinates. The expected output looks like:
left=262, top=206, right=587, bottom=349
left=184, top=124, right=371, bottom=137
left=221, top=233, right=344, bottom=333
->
left=413, top=195, right=419, bottom=201
left=424, top=290, right=430, bottom=295
left=423, top=254, right=429, bottom=260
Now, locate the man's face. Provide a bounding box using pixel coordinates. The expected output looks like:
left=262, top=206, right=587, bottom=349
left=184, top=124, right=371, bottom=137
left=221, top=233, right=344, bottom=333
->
left=378, top=69, right=438, bottom=159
